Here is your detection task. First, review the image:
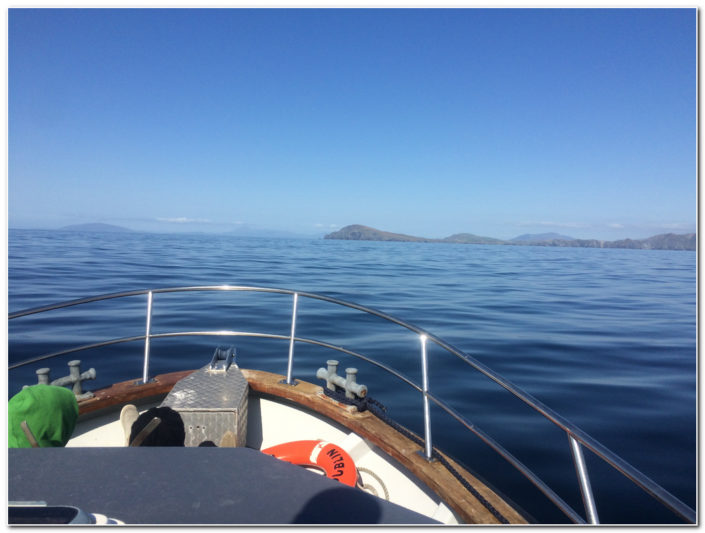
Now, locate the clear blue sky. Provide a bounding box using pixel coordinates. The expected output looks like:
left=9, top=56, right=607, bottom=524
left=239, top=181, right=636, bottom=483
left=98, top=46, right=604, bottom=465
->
left=8, top=8, right=696, bottom=240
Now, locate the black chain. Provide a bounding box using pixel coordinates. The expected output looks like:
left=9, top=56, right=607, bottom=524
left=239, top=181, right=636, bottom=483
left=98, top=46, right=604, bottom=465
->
left=322, top=386, right=510, bottom=524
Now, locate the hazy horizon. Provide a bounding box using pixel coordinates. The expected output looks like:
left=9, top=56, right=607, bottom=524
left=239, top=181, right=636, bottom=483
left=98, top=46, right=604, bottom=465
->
left=8, top=221, right=696, bottom=243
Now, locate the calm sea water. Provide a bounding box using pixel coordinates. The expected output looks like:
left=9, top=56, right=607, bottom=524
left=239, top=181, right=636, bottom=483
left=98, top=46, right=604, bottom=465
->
left=7, top=229, right=696, bottom=524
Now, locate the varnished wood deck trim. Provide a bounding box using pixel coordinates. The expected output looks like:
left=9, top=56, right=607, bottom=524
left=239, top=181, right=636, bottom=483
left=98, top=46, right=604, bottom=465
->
left=78, top=368, right=527, bottom=524
left=78, top=370, right=195, bottom=415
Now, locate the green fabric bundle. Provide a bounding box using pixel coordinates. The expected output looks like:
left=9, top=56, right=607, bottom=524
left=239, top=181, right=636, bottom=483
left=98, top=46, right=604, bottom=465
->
left=8, top=385, right=79, bottom=448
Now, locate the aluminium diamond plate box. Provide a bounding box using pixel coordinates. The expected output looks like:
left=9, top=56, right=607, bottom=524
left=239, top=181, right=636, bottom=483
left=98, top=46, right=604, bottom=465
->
left=161, top=364, right=248, bottom=447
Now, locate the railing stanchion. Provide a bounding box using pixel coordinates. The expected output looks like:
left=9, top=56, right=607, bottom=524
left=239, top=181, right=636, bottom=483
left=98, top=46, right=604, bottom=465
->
left=569, top=434, right=600, bottom=524
left=420, top=334, right=433, bottom=460
left=141, top=291, right=153, bottom=385
left=285, top=292, right=299, bottom=385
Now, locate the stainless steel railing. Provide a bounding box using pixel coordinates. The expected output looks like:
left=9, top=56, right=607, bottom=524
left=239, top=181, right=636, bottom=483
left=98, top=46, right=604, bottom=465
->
left=8, top=285, right=696, bottom=524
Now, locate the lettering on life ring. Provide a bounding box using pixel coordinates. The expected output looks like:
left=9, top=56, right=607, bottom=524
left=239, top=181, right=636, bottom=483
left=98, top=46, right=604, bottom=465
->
left=261, top=439, right=358, bottom=487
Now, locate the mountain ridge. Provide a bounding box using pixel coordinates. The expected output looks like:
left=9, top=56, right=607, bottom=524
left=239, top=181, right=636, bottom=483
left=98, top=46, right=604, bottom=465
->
left=322, top=225, right=433, bottom=242
left=324, top=224, right=696, bottom=251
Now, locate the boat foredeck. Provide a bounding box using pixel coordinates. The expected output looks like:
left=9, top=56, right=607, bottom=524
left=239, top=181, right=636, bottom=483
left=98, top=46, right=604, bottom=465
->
left=73, top=368, right=527, bottom=524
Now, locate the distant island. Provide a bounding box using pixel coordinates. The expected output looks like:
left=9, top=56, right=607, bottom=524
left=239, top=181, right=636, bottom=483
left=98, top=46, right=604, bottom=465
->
left=325, top=225, right=696, bottom=251
left=58, top=223, right=133, bottom=233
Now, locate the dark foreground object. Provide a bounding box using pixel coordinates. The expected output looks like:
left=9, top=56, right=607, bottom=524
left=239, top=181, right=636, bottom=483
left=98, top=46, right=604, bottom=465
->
left=9, top=447, right=439, bottom=524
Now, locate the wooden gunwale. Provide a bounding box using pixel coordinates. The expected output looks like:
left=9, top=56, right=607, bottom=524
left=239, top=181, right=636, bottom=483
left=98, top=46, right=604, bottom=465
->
left=77, top=368, right=527, bottom=525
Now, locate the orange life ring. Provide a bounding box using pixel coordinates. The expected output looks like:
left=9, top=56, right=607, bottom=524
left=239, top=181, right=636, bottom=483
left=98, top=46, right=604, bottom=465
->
left=261, top=439, right=358, bottom=487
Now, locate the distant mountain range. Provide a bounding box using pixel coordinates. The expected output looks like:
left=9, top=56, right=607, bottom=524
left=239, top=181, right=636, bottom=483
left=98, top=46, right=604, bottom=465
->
left=46, top=222, right=697, bottom=251
left=324, top=225, right=696, bottom=251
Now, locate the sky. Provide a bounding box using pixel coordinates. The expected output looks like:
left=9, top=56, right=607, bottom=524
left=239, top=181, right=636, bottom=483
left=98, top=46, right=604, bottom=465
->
left=8, top=8, right=696, bottom=240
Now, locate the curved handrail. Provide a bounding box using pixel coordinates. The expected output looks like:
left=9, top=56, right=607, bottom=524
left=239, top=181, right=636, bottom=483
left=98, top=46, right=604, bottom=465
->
left=8, top=285, right=695, bottom=524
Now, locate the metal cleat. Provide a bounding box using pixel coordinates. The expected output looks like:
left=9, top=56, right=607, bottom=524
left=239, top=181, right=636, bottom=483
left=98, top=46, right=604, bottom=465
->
left=316, top=359, right=367, bottom=399
left=25, top=360, right=96, bottom=401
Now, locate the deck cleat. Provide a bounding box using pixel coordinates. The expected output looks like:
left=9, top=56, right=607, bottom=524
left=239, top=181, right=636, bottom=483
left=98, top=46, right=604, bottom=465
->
left=316, top=360, right=368, bottom=400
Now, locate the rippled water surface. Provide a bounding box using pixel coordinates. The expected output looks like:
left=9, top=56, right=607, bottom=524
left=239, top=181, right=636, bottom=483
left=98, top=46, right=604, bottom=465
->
left=7, top=229, right=696, bottom=524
